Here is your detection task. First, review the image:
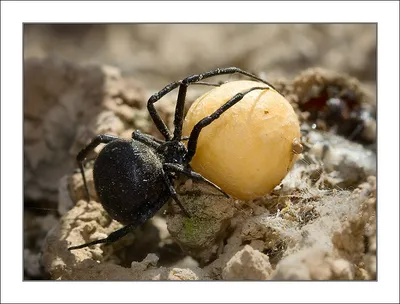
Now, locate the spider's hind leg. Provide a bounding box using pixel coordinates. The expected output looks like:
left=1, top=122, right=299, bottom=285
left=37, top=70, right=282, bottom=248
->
left=68, top=223, right=135, bottom=250
left=132, top=130, right=163, bottom=149
left=68, top=193, right=172, bottom=251
left=77, top=134, right=119, bottom=201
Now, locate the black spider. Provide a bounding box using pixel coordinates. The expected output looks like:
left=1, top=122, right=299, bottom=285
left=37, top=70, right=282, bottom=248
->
left=68, top=67, right=277, bottom=250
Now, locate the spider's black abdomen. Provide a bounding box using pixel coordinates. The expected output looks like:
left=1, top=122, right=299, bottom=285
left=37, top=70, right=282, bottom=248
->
left=93, top=139, right=169, bottom=225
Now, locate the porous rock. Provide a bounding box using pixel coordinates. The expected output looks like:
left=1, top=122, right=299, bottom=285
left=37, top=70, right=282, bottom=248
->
left=166, top=180, right=236, bottom=264
left=222, top=245, right=272, bottom=280
left=271, top=247, right=354, bottom=280
left=41, top=198, right=205, bottom=280
left=302, top=130, right=376, bottom=188
left=34, top=63, right=376, bottom=282
left=332, top=177, right=376, bottom=279
left=24, top=56, right=147, bottom=203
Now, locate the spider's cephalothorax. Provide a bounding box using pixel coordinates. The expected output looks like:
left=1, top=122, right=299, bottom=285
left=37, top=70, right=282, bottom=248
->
left=157, top=139, right=188, bottom=165
left=68, top=67, right=278, bottom=250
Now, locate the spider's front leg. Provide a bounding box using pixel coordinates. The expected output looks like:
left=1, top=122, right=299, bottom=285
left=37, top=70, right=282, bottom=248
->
left=170, top=67, right=277, bottom=142
left=147, top=67, right=276, bottom=143
left=184, top=86, right=269, bottom=164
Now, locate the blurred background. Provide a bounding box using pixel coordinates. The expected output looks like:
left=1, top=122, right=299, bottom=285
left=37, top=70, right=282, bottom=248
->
left=24, top=24, right=376, bottom=89
left=23, top=23, right=377, bottom=280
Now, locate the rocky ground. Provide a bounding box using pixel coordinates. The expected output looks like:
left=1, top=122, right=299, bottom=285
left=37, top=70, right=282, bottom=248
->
left=23, top=24, right=376, bottom=280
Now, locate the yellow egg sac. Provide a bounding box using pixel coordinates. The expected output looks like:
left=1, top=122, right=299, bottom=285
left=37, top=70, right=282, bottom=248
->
left=182, top=80, right=301, bottom=200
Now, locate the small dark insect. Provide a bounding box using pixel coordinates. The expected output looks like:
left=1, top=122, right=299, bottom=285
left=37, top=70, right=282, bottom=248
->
left=301, top=85, right=375, bottom=143
left=68, top=67, right=277, bottom=250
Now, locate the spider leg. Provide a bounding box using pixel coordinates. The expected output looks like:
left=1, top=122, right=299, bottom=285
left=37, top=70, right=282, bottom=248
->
left=147, top=67, right=277, bottom=142
left=147, top=81, right=181, bottom=141
left=77, top=134, right=119, bottom=201
left=68, top=193, right=171, bottom=250
left=68, top=223, right=135, bottom=250
left=171, top=67, right=278, bottom=142
left=164, top=163, right=229, bottom=198
left=184, top=86, right=270, bottom=164
left=132, top=130, right=163, bottom=149
left=161, top=171, right=191, bottom=218
left=191, top=81, right=225, bottom=87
